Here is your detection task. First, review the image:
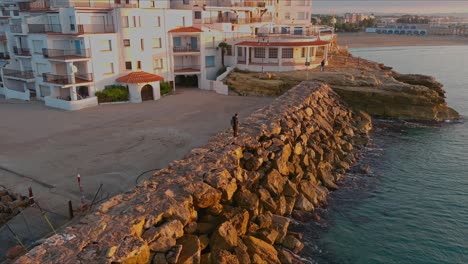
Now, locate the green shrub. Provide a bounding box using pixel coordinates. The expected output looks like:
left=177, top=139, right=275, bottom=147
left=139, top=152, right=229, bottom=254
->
left=160, top=81, right=172, bottom=95
left=95, top=85, right=129, bottom=103
left=216, top=66, right=227, bottom=78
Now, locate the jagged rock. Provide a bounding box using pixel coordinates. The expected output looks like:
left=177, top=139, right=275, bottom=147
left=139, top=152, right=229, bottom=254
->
left=176, top=235, right=200, bottom=264
left=196, top=222, right=217, bottom=234
left=254, top=228, right=279, bottom=244
left=256, top=212, right=273, bottom=229
left=226, top=209, right=249, bottom=235
left=233, top=187, right=259, bottom=216
left=274, top=144, right=292, bottom=175
left=243, top=236, right=281, bottom=264
left=262, top=169, right=287, bottom=196
left=145, top=220, right=184, bottom=252
left=294, top=194, right=314, bottom=212
left=283, top=180, right=299, bottom=197
left=114, top=237, right=150, bottom=264
left=165, top=245, right=182, bottom=264
left=234, top=240, right=251, bottom=264
left=317, top=162, right=339, bottom=190
left=271, top=215, right=290, bottom=244
left=199, top=235, right=209, bottom=251
left=188, top=182, right=222, bottom=209
left=152, top=253, right=167, bottom=264
left=282, top=235, right=304, bottom=254
left=284, top=196, right=296, bottom=215
left=258, top=188, right=277, bottom=212
left=211, top=249, right=240, bottom=264
left=276, top=247, right=303, bottom=264
left=210, top=221, right=238, bottom=250
left=204, top=169, right=237, bottom=200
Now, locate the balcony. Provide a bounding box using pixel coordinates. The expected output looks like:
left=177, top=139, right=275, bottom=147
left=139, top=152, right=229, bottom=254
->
left=77, top=24, right=115, bottom=34
left=43, top=48, right=91, bottom=60
left=3, top=69, right=35, bottom=80
left=173, top=47, right=200, bottom=53
left=174, top=65, right=201, bottom=73
left=10, top=24, right=24, bottom=34
left=18, top=1, right=50, bottom=12
left=0, top=52, right=10, bottom=60
left=28, top=24, right=62, bottom=33
left=13, top=47, right=31, bottom=56
left=203, top=16, right=272, bottom=24
left=232, top=1, right=267, bottom=7
left=0, top=32, right=6, bottom=42
left=43, top=73, right=93, bottom=85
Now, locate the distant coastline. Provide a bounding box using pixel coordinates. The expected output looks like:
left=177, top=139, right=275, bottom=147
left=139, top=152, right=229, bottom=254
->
left=337, top=32, right=468, bottom=48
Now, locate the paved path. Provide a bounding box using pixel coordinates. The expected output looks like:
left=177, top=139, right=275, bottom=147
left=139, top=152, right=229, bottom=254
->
left=0, top=89, right=273, bottom=258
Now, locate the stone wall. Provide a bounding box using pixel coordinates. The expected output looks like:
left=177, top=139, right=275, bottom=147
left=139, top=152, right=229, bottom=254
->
left=16, top=82, right=372, bottom=264
left=0, top=187, right=31, bottom=227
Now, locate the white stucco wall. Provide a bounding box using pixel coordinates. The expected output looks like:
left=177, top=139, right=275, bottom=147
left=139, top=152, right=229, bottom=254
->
left=126, top=81, right=161, bottom=103
left=4, top=87, right=30, bottom=101
left=44, top=96, right=98, bottom=111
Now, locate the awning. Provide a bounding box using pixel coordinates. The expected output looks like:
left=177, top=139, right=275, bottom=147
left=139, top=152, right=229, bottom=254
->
left=116, top=71, right=164, bottom=83
left=168, top=26, right=203, bottom=33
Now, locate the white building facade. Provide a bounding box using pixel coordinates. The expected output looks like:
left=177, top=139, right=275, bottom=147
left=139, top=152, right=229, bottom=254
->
left=0, top=0, right=332, bottom=110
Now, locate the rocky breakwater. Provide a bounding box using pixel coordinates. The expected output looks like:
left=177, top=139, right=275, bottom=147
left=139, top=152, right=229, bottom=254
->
left=0, top=186, right=31, bottom=226
left=16, top=82, right=371, bottom=264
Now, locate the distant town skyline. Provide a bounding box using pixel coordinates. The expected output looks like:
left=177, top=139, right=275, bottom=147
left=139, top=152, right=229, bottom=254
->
left=313, top=1, right=468, bottom=14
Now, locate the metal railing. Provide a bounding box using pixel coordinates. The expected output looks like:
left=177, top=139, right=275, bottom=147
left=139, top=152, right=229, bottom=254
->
left=43, top=48, right=90, bottom=59
left=203, top=16, right=272, bottom=24
left=10, top=24, right=23, bottom=34
left=13, top=47, right=31, bottom=56
left=18, top=1, right=50, bottom=11
left=28, top=24, right=62, bottom=33
left=0, top=52, right=10, bottom=60
left=77, top=24, right=115, bottom=34
left=3, top=69, right=35, bottom=79
left=0, top=32, right=6, bottom=41
left=43, top=73, right=93, bottom=85
left=232, top=1, right=268, bottom=7
left=173, top=47, right=200, bottom=52
left=174, top=65, right=201, bottom=70
left=51, top=0, right=112, bottom=8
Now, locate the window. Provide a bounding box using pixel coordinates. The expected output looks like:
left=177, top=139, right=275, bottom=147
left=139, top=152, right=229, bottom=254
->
left=301, top=48, right=306, bottom=58
left=182, top=16, right=186, bottom=27
left=152, top=38, right=162, bottom=48
left=284, top=12, right=290, bottom=20
left=205, top=56, right=215, bottom=68
left=183, top=0, right=189, bottom=4
left=114, top=0, right=121, bottom=4
left=269, top=48, right=278, bottom=58
left=226, top=45, right=233, bottom=56
left=100, top=40, right=112, bottom=51
left=237, top=47, right=243, bottom=56
left=254, top=47, right=265, bottom=58
left=173, top=37, right=181, bottom=47
left=284, top=0, right=291, bottom=6
left=122, top=16, right=129, bottom=28
left=133, top=16, right=137, bottom=27
left=140, top=39, right=144, bottom=50
left=137, top=61, right=141, bottom=69
left=150, top=1, right=155, bottom=7
left=104, top=62, right=114, bottom=75
left=156, top=17, right=161, bottom=27
left=282, top=48, right=293, bottom=58
left=39, top=85, right=50, bottom=97
left=194, top=11, right=202, bottom=19
left=153, top=58, right=163, bottom=69
left=36, top=63, right=47, bottom=77
left=125, top=61, right=132, bottom=70
left=123, top=39, right=130, bottom=47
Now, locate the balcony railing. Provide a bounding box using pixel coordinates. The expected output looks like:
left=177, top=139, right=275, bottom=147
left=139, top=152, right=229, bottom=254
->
left=3, top=69, right=35, bottom=80
left=232, top=1, right=267, bottom=7
left=173, top=47, right=200, bottom=52
left=43, top=73, right=93, bottom=85
left=203, top=16, right=272, bottom=24
left=13, top=47, right=31, bottom=56
left=28, top=24, right=62, bottom=33
left=43, top=48, right=91, bottom=59
left=18, top=1, right=50, bottom=11
left=0, top=52, right=10, bottom=60
left=10, top=24, right=23, bottom=34
left=174, top=65, right=201, bottom=71
left=77, top=24, right=115, bottom=34
left=0, top=32, right=6, bottom=42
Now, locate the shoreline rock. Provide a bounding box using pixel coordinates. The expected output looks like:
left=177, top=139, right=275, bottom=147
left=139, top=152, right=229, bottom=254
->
left=15, top=82, right=372, bottom=264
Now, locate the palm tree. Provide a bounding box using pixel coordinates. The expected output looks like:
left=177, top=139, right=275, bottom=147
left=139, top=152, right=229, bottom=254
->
left=218, top=41, right=228, bottom=67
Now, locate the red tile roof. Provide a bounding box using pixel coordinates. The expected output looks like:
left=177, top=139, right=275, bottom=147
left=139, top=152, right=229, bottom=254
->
left=168, top=26, right=203, bottom=33
left=235, top=40, right=330, bottom=47
left=116, top=71, right=164, bottom=84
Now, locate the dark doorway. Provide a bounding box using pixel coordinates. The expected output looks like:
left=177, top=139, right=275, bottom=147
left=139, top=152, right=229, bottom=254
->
left=175, top=75, right=198, bottom=88
left=77, top=86, right=89, bottom=99
left=141, top=84, right=154, bottom=101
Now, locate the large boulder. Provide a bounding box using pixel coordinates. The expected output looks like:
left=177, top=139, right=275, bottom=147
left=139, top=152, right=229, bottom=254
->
left=243, top=236, right=281, bottom=264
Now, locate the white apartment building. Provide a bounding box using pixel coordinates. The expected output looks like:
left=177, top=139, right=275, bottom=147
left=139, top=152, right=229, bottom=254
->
left=0, top=0, right=333, bottom=110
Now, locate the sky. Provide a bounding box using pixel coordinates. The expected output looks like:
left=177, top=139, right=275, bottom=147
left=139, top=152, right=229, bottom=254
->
left=313, top=1, right=468, bottom=14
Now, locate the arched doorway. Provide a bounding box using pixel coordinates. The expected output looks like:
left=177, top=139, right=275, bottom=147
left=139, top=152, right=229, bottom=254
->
left=141, top=84, right=154, bottom=101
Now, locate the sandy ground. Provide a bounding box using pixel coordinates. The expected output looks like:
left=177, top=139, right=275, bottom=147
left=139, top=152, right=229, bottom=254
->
left=338, top=32, right=468, bottom=48
left=0, top=89, right=273, bottom=257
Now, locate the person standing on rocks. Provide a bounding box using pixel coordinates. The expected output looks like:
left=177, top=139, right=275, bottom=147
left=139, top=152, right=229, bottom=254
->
left=231, top=113, right=239, bottom=137
left=321, top=59, right=326, bottom=72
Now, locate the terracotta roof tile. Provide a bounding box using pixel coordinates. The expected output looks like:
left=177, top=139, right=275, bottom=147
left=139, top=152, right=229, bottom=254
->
left=116, top=71, right=164, bottom=84
left=168, top=26, right=203, bottom=33
left=235, top=40, right=330, bottom=47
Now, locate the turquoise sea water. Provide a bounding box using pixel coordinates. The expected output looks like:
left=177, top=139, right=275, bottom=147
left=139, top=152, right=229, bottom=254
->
left=302, top=46, right=468, bottom=264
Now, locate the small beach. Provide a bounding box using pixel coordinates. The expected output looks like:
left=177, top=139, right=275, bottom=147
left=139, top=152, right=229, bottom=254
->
left=338, top=32, right=468, bottom=48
